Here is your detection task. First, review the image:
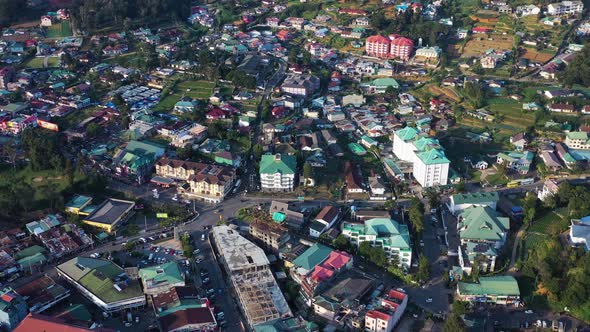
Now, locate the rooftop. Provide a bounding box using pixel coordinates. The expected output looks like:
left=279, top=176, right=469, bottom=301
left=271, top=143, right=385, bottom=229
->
left=139, top=261, right=184, bottom=288
left=14, top=313, right=114, bottom=332
left=212, top=225, right=269, bottom=272
left=458, top=206, right=509, bottom=242
left=451, top=192, right=499, bottom=205
left=84, top=198, right=135, bottom=225
left=457, top=276, right=520, bottom=296
left=292, top=243, right=333, bottom=271
left=260, top=154, right=297, bottom=175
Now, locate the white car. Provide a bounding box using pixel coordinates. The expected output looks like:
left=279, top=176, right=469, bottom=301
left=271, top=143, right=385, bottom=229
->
left=426, top=298, right=433, bottom=303
left=525, top=310, right=534, bottom=314
left=172, top=195, right=178, bottom=201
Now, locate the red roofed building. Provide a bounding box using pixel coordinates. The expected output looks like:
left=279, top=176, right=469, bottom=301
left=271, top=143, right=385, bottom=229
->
left=365, top=289, right=408, bottom=331
left=366, top=35, right=391, bottom=58
left=277, top=30, right=293, bottom=41
left=310, top=265, right=335, bottom=283
left=472, top=27, right=492, bottom=34
left=14, top=313, right=114, bottom=332
left=338, top=8, right=368, bottom=16
left=323, top=251, right=352, bottom=271
left=389, top=35, right=414, bottom=61
left=309, top=205, right=340, bottom=237
left=205, top=107, right=227, bottom=121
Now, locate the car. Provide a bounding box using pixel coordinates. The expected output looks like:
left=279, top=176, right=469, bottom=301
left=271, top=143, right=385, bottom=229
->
left=184, top=199, right=191, bottom=204
left=193, top=249, right=200, bottom=255
left=201, top=234, right=206, bottom=241
left=207, top=288, right=215, bottom=294
left=172, top=195, right=178, bottom=201
left=202, top=278, right=210, bottom=283
left=139, top=238, right=146, bottom=243
left=135, top=316, right=140, bottom=323
left=148, top=237, right=155, bottom=241
left=525, top=310, right=534, bottom=314
left=426, top=298, right=433, bottom=303
left=196, top=258, right=203, bottom=264
left=419, top=240, right=424, bottom=247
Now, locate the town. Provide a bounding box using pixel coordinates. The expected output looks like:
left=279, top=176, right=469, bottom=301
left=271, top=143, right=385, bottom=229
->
left=0, top=0, right=590, bottom=331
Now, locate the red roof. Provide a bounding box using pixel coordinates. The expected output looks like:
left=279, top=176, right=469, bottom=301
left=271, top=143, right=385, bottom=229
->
left=310, top=265, right=335, bottom=282
left=387, top=289, right=407, bottom=301
left=323, top=251, right=352, bottom=270
left=390, top=36, right=413, bottom=46
left=366, top=35, right=390, bottom=44
left=14, top=313, right=114, bottom=332
left=366, top=310, right=391, bottom=322
left=315, top=206, right=339, bottom=223
left=472, top=27, right=491, bottom=33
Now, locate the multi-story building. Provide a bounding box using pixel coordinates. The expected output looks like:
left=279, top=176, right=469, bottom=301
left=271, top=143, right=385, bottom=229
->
left=547, top=1, right=583, bottom=15
left=259, top=154, right=297, bottom=192
left=281, top=74, right=320, bottom=97
left=565, top=131, right=590, bottom=149
left=366, top=35, right=413, bottom=60
left=56, top=257, right=146, bottom=313
left=392, top=127, right=450, bottom=187
left=0, top=67, right=15, bottom=89
left=212, top=225, right=292, bottom=329
left=365, top=289, right=408, bottom=332
left=155, top=158, right=236, bottom=203
left=248, top=221, right=290, bottom=254
left=365, top=35, right=391, bottom=58
left=389, top=35, right=414, bottom=61
left=496, top=151, right=534, bottom=174
left=138, top=262, right=185, bottom=295
left=342, top=218, right=412, bottom=269
left=0, top=287, right=27, bottom=331
left=309, top=205, right=340, bottom=238
left=457, top=276, right=520, bottom=306
left=448, top=192, right=499, bottom=215
left=457, top=206, right=509, bottom=274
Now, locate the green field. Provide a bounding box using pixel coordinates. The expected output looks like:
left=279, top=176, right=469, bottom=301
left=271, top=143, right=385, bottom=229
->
left=24, top=57, right=60, bottom=69
left=46, top=21, right=73, bottom=38
left=155, top=80, right=216, bottom=112
left=529, top=208, right=569, bottom=234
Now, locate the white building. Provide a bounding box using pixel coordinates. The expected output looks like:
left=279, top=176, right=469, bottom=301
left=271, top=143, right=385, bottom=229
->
left=392, top=127, right=450, bottom=187
left=570, top=217, right=590, bottom=251
left=448, top=192, right=499, bottom=215
left=547, top=1, right=583, bottom=15
left=365, top=289, right=408, bottom=332
left=259, top=154, right=297, bottom=192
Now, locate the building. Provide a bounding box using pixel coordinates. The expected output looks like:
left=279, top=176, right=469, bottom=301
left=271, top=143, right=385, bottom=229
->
left=114, top=140, right=165, bottom=183
left=570, top=216, right=590, bottom=250
left=392, top=127, right=450, bottom=187
left=151, top=286, right=217, bottom=331
left=212, top=226, right=292, bottom=328
left=138, top=262, right=185, bottom=295
left=342, top=218, right=412, bottom=269
left=458, top=206, right=509, bottom=274
left=155, top=158, right=236, bottom=203
left=65, top=195, right=93, bottom=216
left=365, top=289, right=408, bottom=332
left=14, top=313, right=115, bottom=332
left=366, top=35, right=391, bottom=58
left=15, top=275, right=70, bottom=314
left=281, top=74, right=320, bottom=97
left=565, top=131, right=590, bottom=149
left=0, top=287, right=27, bottom=330
left=259, top=154, right=297, bottom=192
left=510, top=133, right=528, bottom=151
left=361, top=78, right=400, bottom=94
left=82, top=198, right=135, bottom=234
left=365, top=35, right=413, bottom=60
left=56, top=257, right=146, bottom=313
left=313, top=278, right=372, bottom=320
left=496, top=151, right=534, bottom=174
left=249, top=221, right=290, bottom=254
left=269, top=201, right=305, bottom=229
left=547, top=1, right=583, bottom=15
left=309, top=206, right=340, bottom=238
left=457, top=276, right=520, bottom=306
left=253, top=317, right=318, bottom=332
left=448, top=192, right=499, bottom=215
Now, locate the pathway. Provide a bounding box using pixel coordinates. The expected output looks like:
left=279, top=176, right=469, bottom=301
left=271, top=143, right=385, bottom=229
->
left=508, top=226, right=526, bottom=273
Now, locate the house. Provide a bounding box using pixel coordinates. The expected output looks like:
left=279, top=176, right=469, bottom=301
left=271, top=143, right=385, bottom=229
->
left=214, top=151, right=241, bottom=168
left=569, top=216, right=590, bottom=250
left=82, top=198, right=135, bottom=234
left=0, top=287, right=27, bottom=330
left=547, top=1, right=583, bottom=16
left=138, top=262, right=185, bottom=295
left=457, top=276, right=520, bottom=306
left=309, top=206, right=340, bottom=238
left=496, top=151, right=534, bottom=174
left=548, top=103, right=576, bottom=113
left=281, top=74, right=320, bottom=97
left=345, top=162, right=365, bottom=193
left=173, top=100, right=198, bottom=113
left=365, top=289, right=408, bottom=332
left=269, top=201, right=305, bottom=229
left=565, top=131, right=590, bottom=149
left=114, top=140, right=165, bottom=183
left=342, top=218, right=412, bottom=268
left=368, top=175, right=388, bottom=200
left=249, top=221, right=290, bottom=254
left=14, top=313, right=115, bottom=332
left=259, top=154, right=298, bottom=192
left=509, top=133, right=528, bottom=151
left=361, top=78, right=400, bottom=94
left=538, top=179, right=560, bottom=201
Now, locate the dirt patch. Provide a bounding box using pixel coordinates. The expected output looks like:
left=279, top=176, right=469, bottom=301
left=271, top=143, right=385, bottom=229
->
left=521, top=48, right=554, bottom=63
left=429, top=86, right=462, bottom=103
left=462, top=34, right=514, bottom=57
left=32, top=177, right=44, bottom=182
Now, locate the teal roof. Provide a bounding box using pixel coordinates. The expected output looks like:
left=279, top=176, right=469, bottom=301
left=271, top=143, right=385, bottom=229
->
left=361, top=135, right=377, bottom=145
left=395, top=127, right=420, bottom=142
left=452, top=192, right=499, bottom=205
left=364, top=218, right=411, bottom=249
left=458, top=206, right=509, bottom=242
left=417, top=149, right=450, bottom=165
left=458, top=276, right=520, bottom=296
left=566, top=131, right=589, bottom=140
left=65, top=195, right=92, bottom=209
left=14, top=245, right=46, bottom=260
left=348, top=143, right=367, bottom=155
left=272, top=212, right=286, bottom=223
left=17, top=252, right=46, bottom=268
left=413, top=137, right=441, bottom=152
left=292, top=243, right=333, bottom=270
left=139, top=261, right=184, bottom=285
left=371, top=78, right=400, bottom=89
left=259, top=154, right=297, bottom=175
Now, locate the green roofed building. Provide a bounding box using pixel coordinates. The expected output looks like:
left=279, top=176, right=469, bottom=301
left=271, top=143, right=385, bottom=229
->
left=14, top=246, right=46, bottom=261
left=254, top=317, right=319, bottom=332
left=114, top=140, right=165, bottom=183
left=361, top=78, right=400, bottom=93
left=260, top=154, right=297, bottom=192
left=496, top=151, right=534, bottom=174
left=291, top=243, right=333, bottom=274
left=65, top=195, right=93, bottom=215
left=458, top=206, right=509, bottom=245
left=348, top=143, right=367, bottom=156
left=56, top=257, right=145, bottom=313
left=565, top=131, right=590, bottom=150
left=342, top=218, right=412, bottom=269
left=457, top=276, right=520, bottom=306
left=449, top=192, right=499, bottom=214
left=138, top=261, right=185, bottom=295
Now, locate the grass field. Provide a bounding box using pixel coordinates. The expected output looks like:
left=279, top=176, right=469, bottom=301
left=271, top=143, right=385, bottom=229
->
left=155, top=80, right=216, bottom=112
left=25, top=57, right=60, bottom=68
left=488, top=98, right=535, bottom=129
left=46, top=21, right=73, bottom=38
left=529, top=207, right=569, bottom=234
left=462, top=33, right=514, bottom=57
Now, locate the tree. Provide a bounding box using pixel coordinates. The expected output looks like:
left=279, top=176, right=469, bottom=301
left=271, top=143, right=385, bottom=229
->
left=252, top=144, right=263, bottom=161
left=523, top=193, right=538, bottom=224
left=452, top=301, right=471, bottom=316
left=409, top=198, right=425, bottom=235
left=444, top=314, right=466, bottom=332
left=333, top=234, right=351, bottom=251
left=176, top=145, right=193, bottom=160
left=86, top=123, right=103, bottom=138
left=359, top=241, right=372, bottom=258
left=303, top=162, right=313, bottom=180
left=65, top=159, right=74, bottom=188
left=497, top=160, right=509, bottom=178
left=425, top=189, right=441, bottom=209
left=561, top=44, right=590, bottom=87
left=416, top=254, right=430, bottom=282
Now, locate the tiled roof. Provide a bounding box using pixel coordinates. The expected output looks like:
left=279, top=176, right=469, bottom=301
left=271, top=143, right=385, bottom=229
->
left=259, top=154, right=297, bottom=175
left=457, top=276, right=520, bottom=296
left=158, top=307, right=216, bottom=331
left=14, top=313, right=114, bottom=332
left=451, top=192, right=499, bottom=205
left=292, top=243, right=332, bottom=271
left=458, top=206, right=509, bottom=242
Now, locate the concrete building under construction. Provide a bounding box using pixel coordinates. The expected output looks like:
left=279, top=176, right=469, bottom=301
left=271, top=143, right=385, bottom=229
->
left=212, top=225, right=292, bottom=329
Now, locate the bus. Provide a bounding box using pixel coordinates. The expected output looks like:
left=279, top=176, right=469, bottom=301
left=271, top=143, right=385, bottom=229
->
left=519, top=178, right=535, bottom=185
left=507, top=180, right=520, bottom=188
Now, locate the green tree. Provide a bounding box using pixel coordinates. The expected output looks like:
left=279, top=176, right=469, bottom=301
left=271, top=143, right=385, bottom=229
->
left=86, top=122, right=103, bottom=138
left=416, top=254, right=430, bottom=282
left=425, top=189, right=441, bottom=209
left=409, top=198, right=425, bottom=235
left=444, top=314, right=466, bottom=332
left=523, top=193, right=538, bottom=224
left=333, top=234, right=351, bottom=251
left=303, top=162, right=313, bottom=180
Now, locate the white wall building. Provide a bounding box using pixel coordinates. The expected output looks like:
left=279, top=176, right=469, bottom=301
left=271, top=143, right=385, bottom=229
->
left=392, top=127, right=450, bottom=187
left=547, top=1, right=583, bottom=15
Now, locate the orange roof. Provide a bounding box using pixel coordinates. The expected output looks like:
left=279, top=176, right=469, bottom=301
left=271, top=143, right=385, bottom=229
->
left=390, top=36, right=413, bottom=46
left=366, top=310, right=391, bottom=321
left=387, top=289, right=407, bottom=301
